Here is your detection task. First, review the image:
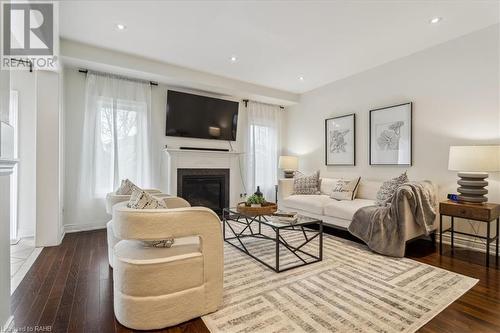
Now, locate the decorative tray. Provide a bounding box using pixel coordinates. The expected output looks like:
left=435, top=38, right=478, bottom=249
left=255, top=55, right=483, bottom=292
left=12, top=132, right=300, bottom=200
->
left=236, top=202, right=278, bottom=216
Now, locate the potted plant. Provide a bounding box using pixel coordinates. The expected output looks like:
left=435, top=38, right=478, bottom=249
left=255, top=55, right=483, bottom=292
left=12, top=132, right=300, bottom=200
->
left=246, top=194, right=265, bottom=207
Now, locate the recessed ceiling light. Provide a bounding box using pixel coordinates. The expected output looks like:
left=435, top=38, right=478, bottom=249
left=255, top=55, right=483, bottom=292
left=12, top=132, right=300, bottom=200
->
left=116, top=24, right=126, bottom=31
left=298, top=76, right=304, bottom=81
left=230, top=56, right=237, bottom=63
left=429, top=17, right=442, bottom=24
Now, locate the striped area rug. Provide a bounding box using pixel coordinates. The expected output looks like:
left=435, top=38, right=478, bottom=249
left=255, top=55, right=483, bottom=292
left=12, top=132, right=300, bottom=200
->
left=203, top=224, right=477, bottom=333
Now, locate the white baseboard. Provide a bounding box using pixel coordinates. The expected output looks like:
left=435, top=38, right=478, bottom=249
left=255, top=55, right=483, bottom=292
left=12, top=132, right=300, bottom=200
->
left=17, top=229, right=35, bottom=239
left=3, top=315, right=14, bottom=331
left=64, top=222, right=107, bottom=233
left=58, top=229, right=66, bottom=244
left=439, top=232, right=498, bottom=254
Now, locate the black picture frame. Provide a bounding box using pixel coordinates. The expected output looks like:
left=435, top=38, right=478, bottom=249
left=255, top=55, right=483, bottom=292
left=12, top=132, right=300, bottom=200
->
left=325, top=113, right=356, bottom=166
left=369, top=102, right=412, bottom=166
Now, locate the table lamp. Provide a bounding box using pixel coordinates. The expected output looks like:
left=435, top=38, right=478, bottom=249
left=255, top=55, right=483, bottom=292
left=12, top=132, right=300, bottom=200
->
left=448, top=145, right=500, bottom=203
left=278, top=155, right=298, bottom=178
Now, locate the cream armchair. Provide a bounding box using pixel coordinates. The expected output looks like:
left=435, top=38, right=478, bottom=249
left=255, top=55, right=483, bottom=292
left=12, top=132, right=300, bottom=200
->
left=106, top=195, right=190, bottom=267
left=111, top=203, right=223, bottom=330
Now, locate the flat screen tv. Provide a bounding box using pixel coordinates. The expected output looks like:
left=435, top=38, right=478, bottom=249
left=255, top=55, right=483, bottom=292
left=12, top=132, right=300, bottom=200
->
left=166, top=90, right=239, bottom=141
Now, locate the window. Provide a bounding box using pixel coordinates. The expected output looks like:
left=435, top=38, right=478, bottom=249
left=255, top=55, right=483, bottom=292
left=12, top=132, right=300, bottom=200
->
left=249, top=124, right=278, bottom=196
left=246, top=101, right=282, bottom=200
left=94, top=97, right=147, bottom=196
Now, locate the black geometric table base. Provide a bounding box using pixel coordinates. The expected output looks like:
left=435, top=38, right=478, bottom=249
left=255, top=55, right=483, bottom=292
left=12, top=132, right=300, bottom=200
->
left=223, top=208, right=323, bottom=273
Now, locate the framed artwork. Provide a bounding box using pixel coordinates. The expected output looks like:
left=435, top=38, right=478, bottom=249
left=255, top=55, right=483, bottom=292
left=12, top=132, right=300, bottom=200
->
left=369, top=102, right=412, bottom=165
left=325, top=114, right=355, bottom=165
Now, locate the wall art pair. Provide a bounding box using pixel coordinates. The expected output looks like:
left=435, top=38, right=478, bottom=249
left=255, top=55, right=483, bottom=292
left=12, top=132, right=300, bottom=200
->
left=325, top=102, right=412, bottom=166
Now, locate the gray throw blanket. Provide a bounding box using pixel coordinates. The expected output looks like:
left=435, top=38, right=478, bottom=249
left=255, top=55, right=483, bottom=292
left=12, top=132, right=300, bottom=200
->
left=348, top=181, right=437, bottom=257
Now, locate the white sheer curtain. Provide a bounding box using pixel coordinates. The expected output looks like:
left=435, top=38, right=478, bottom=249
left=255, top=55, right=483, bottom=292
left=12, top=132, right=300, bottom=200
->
left=246, top=101, right=282, bottom=200
left=75, top=72, right=152, bottom=224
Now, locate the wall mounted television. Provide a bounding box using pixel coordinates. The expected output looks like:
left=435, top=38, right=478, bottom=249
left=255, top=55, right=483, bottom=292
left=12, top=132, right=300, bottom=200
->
left=166, top=90, right=239, bottom=141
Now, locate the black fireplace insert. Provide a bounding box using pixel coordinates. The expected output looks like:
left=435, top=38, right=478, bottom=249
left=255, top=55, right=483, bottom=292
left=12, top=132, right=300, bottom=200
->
left=177, top=168, right=230, bottom=216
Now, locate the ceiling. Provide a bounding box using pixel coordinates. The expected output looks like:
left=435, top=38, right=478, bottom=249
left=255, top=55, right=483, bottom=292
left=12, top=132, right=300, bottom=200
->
left=60, top=1, right=499, bottom=94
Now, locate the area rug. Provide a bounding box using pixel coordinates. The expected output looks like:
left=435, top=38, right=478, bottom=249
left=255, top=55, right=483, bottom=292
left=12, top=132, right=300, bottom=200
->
left=203, top=226, right=478, bottom=333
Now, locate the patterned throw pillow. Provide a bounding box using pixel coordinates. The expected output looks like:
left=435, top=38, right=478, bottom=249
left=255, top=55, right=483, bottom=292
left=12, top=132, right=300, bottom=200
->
left=116, top=179, right=140, bottom=195
left=127, top=189, right=173, bottom=248
left=146, top=239, right=175, bottom=248
left=375, top=172, right=409, bottom=206
left=330, top=177, right=361, bottom=201
left=127, top=189, right=167, bottom=209
left=292, top=171, right=321, bottom=195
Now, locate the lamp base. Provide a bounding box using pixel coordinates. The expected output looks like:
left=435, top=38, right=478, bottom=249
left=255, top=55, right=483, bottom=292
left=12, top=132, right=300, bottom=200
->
left=456, top=172, right=488, bottom=203
left=284, top=170, right=295, bottom=178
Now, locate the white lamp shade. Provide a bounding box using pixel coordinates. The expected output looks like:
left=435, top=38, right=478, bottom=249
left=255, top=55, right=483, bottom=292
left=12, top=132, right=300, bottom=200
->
left=448, top=145, right=500, bottom=172
left=278, top=155, right=298, bottom=170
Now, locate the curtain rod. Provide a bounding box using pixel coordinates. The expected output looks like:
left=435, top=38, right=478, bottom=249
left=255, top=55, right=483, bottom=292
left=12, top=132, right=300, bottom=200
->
left=11, top=58, right=33, bottom=72
left=242, top=99, right=285, bottom=110
left=78, top=69, right=158, bottom=86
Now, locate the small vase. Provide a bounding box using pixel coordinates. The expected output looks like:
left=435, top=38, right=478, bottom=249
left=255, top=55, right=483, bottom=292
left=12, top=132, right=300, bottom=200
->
left=255, top=186, right=263, bottom=197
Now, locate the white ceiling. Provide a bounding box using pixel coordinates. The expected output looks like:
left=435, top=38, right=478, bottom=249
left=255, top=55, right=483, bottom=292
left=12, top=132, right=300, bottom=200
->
left=60, top=1, right=499, bottom=94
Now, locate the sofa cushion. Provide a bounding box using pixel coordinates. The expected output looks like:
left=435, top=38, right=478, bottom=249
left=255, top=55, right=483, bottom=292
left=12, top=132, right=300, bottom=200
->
left=356, top=180, right=382, bottom=200
left=324, top=198, right=376, bottom=221
left=281, top=195, right=331, bottom=215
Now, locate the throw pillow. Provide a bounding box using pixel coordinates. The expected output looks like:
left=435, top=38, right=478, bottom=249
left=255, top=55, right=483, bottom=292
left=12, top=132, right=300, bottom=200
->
left=330, top=177, right=361, bottom=201
left=146, top=239, right=175, bottom=248
left=116, top=179, right=140, bottom=195
left=127, top=189, right=173, bottom=248
left=292, top=171, right=321, bottom=195
left=320, top=178, right=340, bottom=195
left=127, top=189, right=167, bottom=209
left=375, top=171, right=409, bottom=206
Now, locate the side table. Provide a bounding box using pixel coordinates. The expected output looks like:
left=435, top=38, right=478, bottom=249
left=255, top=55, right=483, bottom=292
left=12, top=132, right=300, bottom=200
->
left=439, top=200, right=500, bottom=267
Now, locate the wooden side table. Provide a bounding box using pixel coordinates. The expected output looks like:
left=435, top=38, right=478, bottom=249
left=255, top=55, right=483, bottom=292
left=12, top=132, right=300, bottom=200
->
left=439, top=200, right=500, bottom=267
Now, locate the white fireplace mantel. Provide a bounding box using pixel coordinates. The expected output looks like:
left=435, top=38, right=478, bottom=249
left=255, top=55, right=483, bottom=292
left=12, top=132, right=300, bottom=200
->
left=161, top=148, right=245, bottom=207
left=164, top=148, right=243, bottom=156
left=0, top=158, right=17, bottom=331
left=0, top=159, right=18, bottom=176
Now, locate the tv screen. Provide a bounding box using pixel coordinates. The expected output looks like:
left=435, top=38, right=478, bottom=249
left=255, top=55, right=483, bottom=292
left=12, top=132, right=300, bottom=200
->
left=166, top=90, right=239, bottom=141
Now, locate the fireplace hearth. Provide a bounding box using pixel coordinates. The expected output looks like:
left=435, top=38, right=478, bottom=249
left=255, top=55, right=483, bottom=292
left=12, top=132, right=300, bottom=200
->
left=177, top=168, right=230, bottom=215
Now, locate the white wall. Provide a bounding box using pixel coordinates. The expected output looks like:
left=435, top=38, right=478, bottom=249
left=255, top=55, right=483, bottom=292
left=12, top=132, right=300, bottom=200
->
left=285, top=25, right=500, bottom=240
left=35, top=71, right=62, bottom=246
left=10, top=71, right=36, bottom=239
left=63, top=68, right=250, bottom=229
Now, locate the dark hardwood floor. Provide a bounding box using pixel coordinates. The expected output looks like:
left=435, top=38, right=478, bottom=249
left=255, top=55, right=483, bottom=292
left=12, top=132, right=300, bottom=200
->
left=10, top=228, right=499, bottom=333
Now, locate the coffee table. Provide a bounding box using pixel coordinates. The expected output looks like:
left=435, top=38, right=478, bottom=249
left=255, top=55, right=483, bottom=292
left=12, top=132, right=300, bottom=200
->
left=222, top=207, right=323, bottom=273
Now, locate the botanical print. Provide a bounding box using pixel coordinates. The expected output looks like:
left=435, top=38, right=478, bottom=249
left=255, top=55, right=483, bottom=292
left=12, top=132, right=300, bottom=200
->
left=376, top=121, right=404, bottom=151
left=330, top=128, right=350, bottom=153
left=370, top=103, right=412, bottom=165
left=325, top=114, right=355, bottom=165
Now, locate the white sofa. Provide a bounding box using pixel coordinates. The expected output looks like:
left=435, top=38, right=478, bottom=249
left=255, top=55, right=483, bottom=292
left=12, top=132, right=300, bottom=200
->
left=278, top=178, right=438, bottom=242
